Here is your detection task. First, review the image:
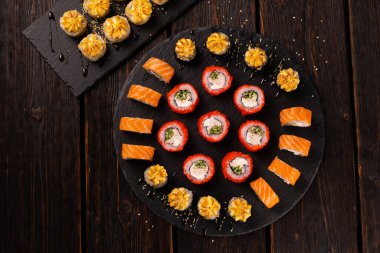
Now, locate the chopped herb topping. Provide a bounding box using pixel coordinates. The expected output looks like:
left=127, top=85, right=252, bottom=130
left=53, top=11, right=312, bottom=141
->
left=164, top=128, right=174, bottom=141
left=175, top=89, right=191, bottom=101
left=210, top=71, right=219, bottom=80
left=249, top=126, right=264, bottom=136
left=209, top=125, right=223, bottom=135
left=194, top=160, right=207, bottom=169
left=231, top=165, right=244, bottom=175
left=242, top=90, right=258, bottom=100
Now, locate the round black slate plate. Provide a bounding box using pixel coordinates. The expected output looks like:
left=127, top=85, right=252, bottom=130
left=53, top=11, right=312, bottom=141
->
left=113, top=27, right=325, bottom=236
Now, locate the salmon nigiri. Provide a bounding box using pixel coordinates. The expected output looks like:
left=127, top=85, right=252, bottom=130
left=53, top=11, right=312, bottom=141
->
left=143, top=57, right=175, bottom=84
left=268, top=157, right=300, bottom=186
left=280, top=107, right=312, bottom=127
left=250, top=177, right=279, bottom=208
left=127, top=84, right=162, bottom=107
left=120, top=117, right=154, bottom=134
left=279, top=134, right=311, bottom=157
left=122, top=144, right=155, bottom=161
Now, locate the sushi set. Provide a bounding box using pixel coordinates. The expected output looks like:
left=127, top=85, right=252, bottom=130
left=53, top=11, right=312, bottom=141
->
left=23, top=0, right=199, bottom=96
left=114, top=27, right=325, bottom=236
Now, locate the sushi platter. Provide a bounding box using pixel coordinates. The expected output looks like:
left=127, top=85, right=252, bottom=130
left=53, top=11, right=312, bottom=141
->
left=22, top=0, right=199, bottom=96
left=113, top=27, right=325, bottom=236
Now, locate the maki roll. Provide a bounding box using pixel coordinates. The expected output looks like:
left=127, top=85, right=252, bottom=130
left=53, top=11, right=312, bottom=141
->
left=277, top=68, right=300, bottom=92
left=234, top=85, right=265, bottom=116
left=198, top=111, right=230, bottom=142
left=144, top=164, right=168, bottom=188
left=157, top=121, right=188, bottom=152
left=167, top=83, right=199, bottom=114
left=206, top=32, right=230, bottom=55
left=227, top=197, right=252, bottom=222
left=59, top=10, right=87, bottom=37
left=183, top=154, right=215, bottom=184
left=125, top=0, right=152, bottom=25
left=239, top=120, right=270, bottom=152
left=168, top=187, right=193, bottom=211
left=78, top=34, right=107, bottom=62
left=175, top=38, right=196, bottom=62
left=197, top=196, right=221, bottom=220
left=102, top=15, right=131, bottom=43
left=201, top=66, right=232, bottom=96
left=222, top=152, right=253, bottom=183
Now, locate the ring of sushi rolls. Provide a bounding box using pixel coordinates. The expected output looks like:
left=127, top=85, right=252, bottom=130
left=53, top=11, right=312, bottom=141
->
left=201, top=66, right=232, bottom=96
left=144, top=164, right=168, bottom=188
left=167, top=83, right=199, bottom=114
left=183, top=154, right=215, bottom=184
left=198, top=111, right=230, bottom=143
left=239, top=120, right=270, bottom=152
left=157, top=121, right=188, bottom=152
left=222, top=152, right=253, bottom=183
left=234, top=85, right=265, bottom=116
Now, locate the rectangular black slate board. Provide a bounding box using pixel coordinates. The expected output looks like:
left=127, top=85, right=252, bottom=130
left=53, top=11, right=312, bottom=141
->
left=22, top=0, right=199, bottom=96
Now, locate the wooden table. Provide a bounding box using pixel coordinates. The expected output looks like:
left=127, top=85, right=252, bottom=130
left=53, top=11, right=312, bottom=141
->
left=1, top=0, right=379, bottom=252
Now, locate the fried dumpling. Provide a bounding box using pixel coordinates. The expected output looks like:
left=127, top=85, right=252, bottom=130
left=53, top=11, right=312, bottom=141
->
left=59, top=10, right=87, bottom=37
left=78, top=33, right=107, bottom=61
left=125, top=0, right=153, bottom=25
left=103, top=15, right=131, bottom=43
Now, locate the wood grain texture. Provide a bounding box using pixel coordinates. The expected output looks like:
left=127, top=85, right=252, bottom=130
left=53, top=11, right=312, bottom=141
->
left=84, top=33, right=173, bottom=253
left=171, top=0, right=266, bottom=251
left=348, top=0, right=380, bottom=252
left=260, top=0, right=358, bottom=252
left=0, top=0, right=82, bottom=253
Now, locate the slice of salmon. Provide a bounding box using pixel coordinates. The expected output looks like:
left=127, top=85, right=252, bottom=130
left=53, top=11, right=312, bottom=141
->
left=127, top=84, right=162, bottom=107
left=268, top=157, right=301, bottom=186
left=279, top=134, right=311, bottom=157
left=250, top=177, right=279, bottom=208
left=122, top=144, right=155, bottom=161
left=143, top=57, right=175, bottom=84
left=280, top=107, right=312, bottom=127
left=120, top=117, right=154, bottom=134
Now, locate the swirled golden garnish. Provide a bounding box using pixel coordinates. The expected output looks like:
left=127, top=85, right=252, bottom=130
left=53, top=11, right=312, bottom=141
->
left=83, top=0, right=110, bottom=19
left=103, top=16, right=131, bottom=43
left=59, top=10, right=87, bottom=37
left=175, top=38, right=196, bottom=61
left=78, top=34, right=107, bottom=61
left=125, top=0, right=153, bottom=25
left=277, top=68, right=300, bottom=92
left=206, top=32, right=230, bottom=55
left=197, top=196, right=221, bottom=220
left=228, top=197, right=252, bottom=222
left=168, top=187, right=193, bottom=211
left=244, top=47, right=267, bottom=69
left=144, top=165, right=168, bottom=187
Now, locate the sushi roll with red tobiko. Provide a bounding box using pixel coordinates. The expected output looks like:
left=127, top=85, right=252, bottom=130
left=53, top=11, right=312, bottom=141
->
left=222, top=152, right=253, bottom=183
left=198, top=111, right=230, bottom=142
left=239, top=120, right=270, bottom=152
left=157, top=121, right=188, bottom=152
left=167, top=83, right=199, bottom=114
left=234, top=85, right=265, bottom=116
left=202, top=66, right=232, bottom=96
left=183, top=154, right=215, bottom=184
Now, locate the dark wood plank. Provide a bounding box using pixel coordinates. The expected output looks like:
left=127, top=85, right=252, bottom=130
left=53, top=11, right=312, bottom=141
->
left=348, top=0, right=380, bottom=252
left=84, top=33, right=173, bottom=252
left=0, top=0, right=82, bottom=252
left=171, top=0, right=266, bottom=251
left=260, top=0, right=358, bottom=252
